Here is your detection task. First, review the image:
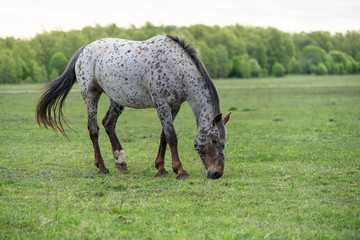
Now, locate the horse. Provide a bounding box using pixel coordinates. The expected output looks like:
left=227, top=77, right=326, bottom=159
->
left=36, top=35, right=231, bottom=179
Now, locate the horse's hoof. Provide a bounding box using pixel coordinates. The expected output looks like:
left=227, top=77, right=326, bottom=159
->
left=176, top=172, right=189, bottom=180
left=98, top=167, right=109, bottom=174
left=155, top=170, right=169, bottom=178
left=115, top=162, right=128, bottom=173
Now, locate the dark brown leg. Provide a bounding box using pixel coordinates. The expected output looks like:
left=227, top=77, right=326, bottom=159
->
left=155, top=107, right=181, bottom=178
left=102, top=100, right=127, bottom=173
left=88, top=121, right=108, bottom=174
left=155, top=104, right=188, bottom=179
left=85, top=89, right=109, bottom=174
left=165, top=126, right=189, bottom=179
left=155, top=130, right=169, bottom=177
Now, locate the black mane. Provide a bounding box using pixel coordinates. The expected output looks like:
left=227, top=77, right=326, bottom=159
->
left=166, top=35, right=221, bottom=115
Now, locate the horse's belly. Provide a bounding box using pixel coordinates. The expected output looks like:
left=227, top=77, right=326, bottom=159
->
left=99, top=79, right=154, bottom=109
left=110, top=92, right=154, bottom=109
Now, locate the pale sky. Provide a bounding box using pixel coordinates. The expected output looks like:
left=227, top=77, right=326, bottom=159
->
left=1, top=0, right=359, bottom=39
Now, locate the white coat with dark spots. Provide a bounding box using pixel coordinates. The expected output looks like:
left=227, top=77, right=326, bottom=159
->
left=36, top=35, right=231, bottom=179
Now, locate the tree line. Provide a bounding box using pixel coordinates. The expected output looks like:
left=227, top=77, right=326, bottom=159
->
left=1, top=22, right=360, bottom=83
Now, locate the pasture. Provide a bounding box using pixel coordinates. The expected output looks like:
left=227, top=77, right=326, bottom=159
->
left=0, top=75, right=359, bottom=239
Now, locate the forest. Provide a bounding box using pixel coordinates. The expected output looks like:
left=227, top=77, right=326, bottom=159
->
left=0, top=22, right=360, bottom=83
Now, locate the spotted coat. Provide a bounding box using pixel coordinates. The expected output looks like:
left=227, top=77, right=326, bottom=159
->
left=38, top=35, right=230, bottom=179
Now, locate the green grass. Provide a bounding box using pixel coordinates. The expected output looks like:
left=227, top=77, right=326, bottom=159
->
left=0, top=75, right=359, bottom=239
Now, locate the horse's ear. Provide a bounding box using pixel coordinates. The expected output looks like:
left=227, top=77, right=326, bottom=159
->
left=213, top=113, right=223, bottom=126
left=223, top=112, right=231, bottom=125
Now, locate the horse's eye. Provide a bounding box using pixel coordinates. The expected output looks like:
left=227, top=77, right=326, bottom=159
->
left=211, top=139, right=217, bottom=144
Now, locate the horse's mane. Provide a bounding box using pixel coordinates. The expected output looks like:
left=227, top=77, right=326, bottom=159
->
left=166, top=35, right=221, bottom=115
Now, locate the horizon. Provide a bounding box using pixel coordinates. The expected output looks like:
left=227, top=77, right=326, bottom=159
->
left=3, top=22, right=359, bottom=41
left=2, top=22, right=359, bottom=40
left=1, top=0, right=359, bottom=39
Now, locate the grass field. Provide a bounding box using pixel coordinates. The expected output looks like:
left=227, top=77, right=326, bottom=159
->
left=0, top=75, right=359, bottom=239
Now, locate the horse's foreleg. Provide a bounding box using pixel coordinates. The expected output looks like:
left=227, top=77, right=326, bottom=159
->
left=154, top=130, right=169, bottom=178
left=102, top=100, right=127, bottom=173
left=156, top=104, right=189, bottom=179
left=85, top=90, right=109, bottom=174
left=166, top=125, right=189, bottom=180
left=155, top=108, right=180, bottom=178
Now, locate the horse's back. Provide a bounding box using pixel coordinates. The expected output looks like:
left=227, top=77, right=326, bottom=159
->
left=76, top=35, right=195, bottom=109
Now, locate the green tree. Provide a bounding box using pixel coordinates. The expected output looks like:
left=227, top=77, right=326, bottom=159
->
left=215, top=27, right=246, bottom=58
left=2, top=23, right=360, bottom=83
left=288, top=57, right=303, bottom=74
left=50, top=68, right=60, bottom=79
left=19, top=59, right=31, bottom=80
left=239, top=54, right=251, bottom=78
left=301, top=45, right=327, bottom=65
left=31, top=61, right=47, bottom=82
left=310, top=63, right=328, bottom=75
left=272, top=63, right=285, bottom=77
left=249, top=58, right=261, bottom=77
left=324, top=54, right=334, bottom=74
left=215, top=45, right=230, bottom=78
left=305, top=31, right=333, bottom=52
left=229, top=54, right=251, bottom=78
left=355, top=51, right=360, bottom=62
left=329, top=51, right=357, bottom=74
left=229, top=55, right=242, bottom=77
left=55, top=30, right=87, bottom=59
left=247, top=34, right=268, bottom=69
left=197, top=41, right=218, bottom=78
left=49, top=52, right=68, bottom=76
left=12, top=39, right=36, bottom=81
left=0, top=49, right=17, bottom=83
left=301, top=45, right=328, bottom=74
left=341, top=31, right=360, bottom=58
left=265, top=28, right=294, bottom=71
left=30, top=33, right=57, bottom=76
left=292, top=32, right=313, bottom=55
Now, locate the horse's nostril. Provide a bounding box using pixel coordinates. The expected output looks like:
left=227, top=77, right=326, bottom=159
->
left=209, top=172, right=222, bottom=179
left=213, top=172, right=222, bottom=179
left=206, top=170, right=222, bottom=179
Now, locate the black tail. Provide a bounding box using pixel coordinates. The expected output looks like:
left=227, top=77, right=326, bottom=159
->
left=36, top=46, right=85, bottom=139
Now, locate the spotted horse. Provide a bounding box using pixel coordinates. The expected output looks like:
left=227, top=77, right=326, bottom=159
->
left=36, top=35, right=231, bottom=179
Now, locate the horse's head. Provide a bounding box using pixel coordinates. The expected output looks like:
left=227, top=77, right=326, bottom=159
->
left=194, top=112, right=231, bottom=179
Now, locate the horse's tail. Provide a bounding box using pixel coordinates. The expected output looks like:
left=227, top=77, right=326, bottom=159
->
left=36, top=46, right=85, bottom=139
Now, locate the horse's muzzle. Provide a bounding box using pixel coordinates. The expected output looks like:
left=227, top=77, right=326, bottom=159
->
left=206, top=169, right=223, bottom=179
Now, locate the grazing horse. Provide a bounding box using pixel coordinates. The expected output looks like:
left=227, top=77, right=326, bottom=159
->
left=36, top=35, right=231, bottom=179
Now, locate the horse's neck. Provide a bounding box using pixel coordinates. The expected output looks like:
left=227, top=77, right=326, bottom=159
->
left=187, top=85, right=216, bottom=131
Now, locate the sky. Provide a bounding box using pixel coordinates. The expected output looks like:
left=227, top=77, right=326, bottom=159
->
left=1, top=0, right=359, bottom=39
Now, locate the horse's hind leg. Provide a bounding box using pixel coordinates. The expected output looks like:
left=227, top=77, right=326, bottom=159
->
left=102, top=100, right=127, bottom=173
left=84, top=88, right=109, bottom=174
